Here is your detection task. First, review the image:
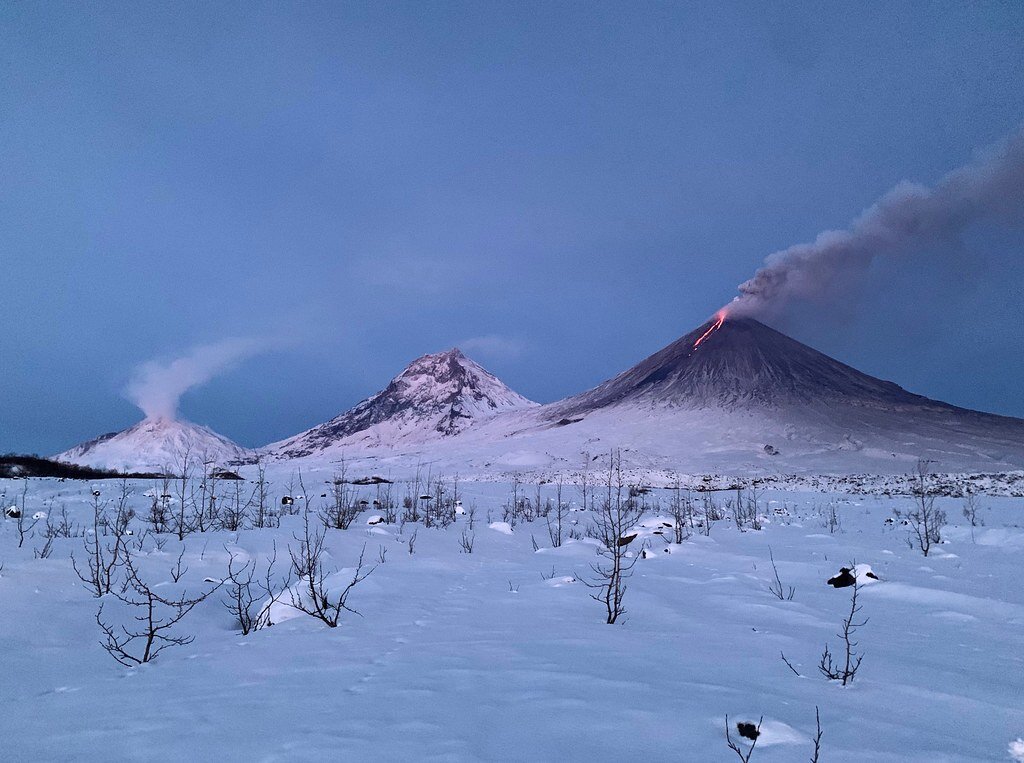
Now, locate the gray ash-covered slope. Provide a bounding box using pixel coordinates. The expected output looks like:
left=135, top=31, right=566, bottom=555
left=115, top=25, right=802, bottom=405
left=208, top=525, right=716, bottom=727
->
left=272, top=348, right=537, bottom=458
left=555, top=316, right=981, bottom=414
left=533, top=314, right=1024, bottom=472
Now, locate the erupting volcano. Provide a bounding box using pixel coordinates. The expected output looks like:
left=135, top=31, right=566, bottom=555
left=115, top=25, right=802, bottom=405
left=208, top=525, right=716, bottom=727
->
left=56, top=417, right=252, bottom=473
left=59, top=315, right=1024, bottom=477
left=546, top=312, right=947, bottom=414
left=399, top=312, right=1024, bottom=476
left=692, top=308, right=727, bottom=350
left=253, top=313, right=1024, bottom=476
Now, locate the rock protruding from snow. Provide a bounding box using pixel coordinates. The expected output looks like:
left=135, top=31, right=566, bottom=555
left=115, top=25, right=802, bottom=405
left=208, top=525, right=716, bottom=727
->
left=55, top=417, right=251, bottom=473
left=269, top=348, right=537, bottom=458
left=827, top=564, right=880, bottom=587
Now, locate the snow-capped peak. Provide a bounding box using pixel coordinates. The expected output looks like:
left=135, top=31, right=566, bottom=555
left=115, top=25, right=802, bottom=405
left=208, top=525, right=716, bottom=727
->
left=269, top=348, right=537, bottom=458
left=56, top=416, right=251, bottom=473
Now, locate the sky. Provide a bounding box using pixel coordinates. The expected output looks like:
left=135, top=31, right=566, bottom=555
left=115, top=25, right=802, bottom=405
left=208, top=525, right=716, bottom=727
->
left=2, top=1, right=1023, bottom=454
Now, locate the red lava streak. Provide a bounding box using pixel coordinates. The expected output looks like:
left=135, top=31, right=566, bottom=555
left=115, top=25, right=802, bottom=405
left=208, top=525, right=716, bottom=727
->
left=693, top=309, right=727, bottom=350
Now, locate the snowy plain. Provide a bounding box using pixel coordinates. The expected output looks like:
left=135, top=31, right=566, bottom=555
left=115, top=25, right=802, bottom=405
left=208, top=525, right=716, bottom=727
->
left=2, top=469, right=1023, bottom=762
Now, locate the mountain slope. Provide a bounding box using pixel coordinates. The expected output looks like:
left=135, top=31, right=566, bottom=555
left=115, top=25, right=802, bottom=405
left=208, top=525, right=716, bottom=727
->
left=56, top=417, right=252, bottom=472
left=270, top=348, right=537, bottom=458
left=499, top=315, right=1024, bottom=473
left=277, top=315, right=1024, bottom=476
left=552, top=316, right=942, bottom=415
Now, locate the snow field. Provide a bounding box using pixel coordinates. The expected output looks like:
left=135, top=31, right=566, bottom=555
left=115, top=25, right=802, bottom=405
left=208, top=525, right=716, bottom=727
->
left=1, top=475, right=1022, bottom=761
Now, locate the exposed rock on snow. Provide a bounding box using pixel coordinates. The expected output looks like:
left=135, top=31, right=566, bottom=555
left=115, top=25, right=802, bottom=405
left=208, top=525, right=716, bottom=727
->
left=827, top=564, right=880, bottom=587
left=827, top=568, right=857, bottom=588
left=853, top=563, right=880, bottom=584
left=268, top=348, right=537, bottom=458
left=736, top=721, right=760, bottom=740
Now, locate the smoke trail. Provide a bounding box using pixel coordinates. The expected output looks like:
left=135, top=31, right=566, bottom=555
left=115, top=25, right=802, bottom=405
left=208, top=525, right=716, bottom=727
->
left=729, top=125, right=1024, bottom=317
left=126, top=338, right=264, bottom=421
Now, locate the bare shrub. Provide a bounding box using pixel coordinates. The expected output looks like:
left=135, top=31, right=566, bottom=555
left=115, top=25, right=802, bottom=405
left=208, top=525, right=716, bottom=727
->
left=12, top=483, right=37, bottom=548
left=430, top=475, right=458, bottom=528
left=72, top=494, right=128, bottom=597
left=251, top=459, right=275, bottom=529
left=108, top=479, right=136, bottom=536
left=46, top=505, right=79, bottom=538
left=222, top=543, right=290, bottom=634
left=766, top=546, right=794, bottom=601
left=502, top=475, right=522, bottom=529
left=726, top=709, right=822, bottom=762
left=287, top=509, right=375, bottom=628
left=546, top=478, right=569, bottom=548
left=584, top=451, right=645, bottom=624
left=811, top=706, right=823, bottom=762
left=146, top=476, right=173, bottom=535
left=668, top=479, right=692, bottom=543
left=280, top=472, right=303, bottom=518
left=171, top=448, right=196, bottom=541
left=819, top=577, right=867, bottom=685
left=698, top=493, right=723, bottom=537
left=33, top=530, right=55, bottom=559
left=169, top=547, right=188, bottom=582
left=961, top=490, right=984, bottom=543
left=734, top=482, right=764, bottom=531
left=578, top=451, right=592, bottom=513
left=320, top=465, right=362, bottom=530
left=96, top=550, right=219, bottom=666
left=725, top=715, right=762, bottom=762
left=896, top=460, right=946, bottom=556
left=220, top=477, right=254, bottom=532
left=377, top=482, right=397, bottom=524
left=191, top=460, right=222, bottom=533
left=819, top=502, right=841, bottom=534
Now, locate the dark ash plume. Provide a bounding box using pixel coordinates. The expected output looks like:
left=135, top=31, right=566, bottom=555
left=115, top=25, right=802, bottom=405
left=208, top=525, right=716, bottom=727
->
left=730, top=125, right=1024, bottom=317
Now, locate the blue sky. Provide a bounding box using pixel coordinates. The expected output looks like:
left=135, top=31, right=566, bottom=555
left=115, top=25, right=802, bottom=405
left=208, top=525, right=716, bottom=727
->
left=2, top=1, right=1023, bottom=453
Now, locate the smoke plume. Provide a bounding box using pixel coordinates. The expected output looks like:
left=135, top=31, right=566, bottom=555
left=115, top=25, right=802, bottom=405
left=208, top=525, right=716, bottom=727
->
left=730, top=125, right=1024, bottom=317
left=126, top=338, right=264, bottom=421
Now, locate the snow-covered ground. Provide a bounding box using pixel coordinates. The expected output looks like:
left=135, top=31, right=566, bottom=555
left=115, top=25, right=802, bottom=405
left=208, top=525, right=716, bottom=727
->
left=2, top=470, right=1023, bottom=761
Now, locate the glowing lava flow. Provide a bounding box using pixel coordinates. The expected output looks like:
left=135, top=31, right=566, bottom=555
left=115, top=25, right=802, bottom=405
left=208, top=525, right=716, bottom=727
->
left=692, top=309, right=727, bottom=350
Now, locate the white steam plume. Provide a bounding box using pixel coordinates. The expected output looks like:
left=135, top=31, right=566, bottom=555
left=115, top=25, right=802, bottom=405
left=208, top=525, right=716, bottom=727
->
left=126, top=338, right=264, bottom=421
left=730, top=125, right=1024, bottom=317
